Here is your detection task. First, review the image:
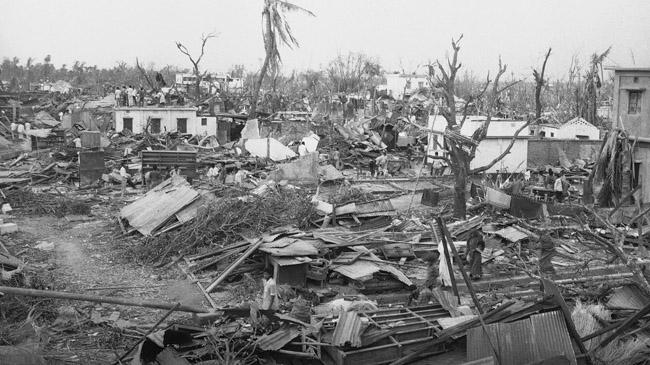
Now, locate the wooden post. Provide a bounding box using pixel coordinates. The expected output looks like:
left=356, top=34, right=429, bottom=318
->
left=438, top=222, right=460, bottom=304
left=0, top=286, right=207, bottom=313
left=437, top=216, right=483, bottom=314
left=206, top=239, right=263, bottom=293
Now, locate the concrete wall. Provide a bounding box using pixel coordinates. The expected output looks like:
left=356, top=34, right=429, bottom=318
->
left=527, top=139, right=602, bottom=169
left=114, top=107, right=216, bottom=135
left=612, top=71, right=650, bottom=138
left=470, top=138, right=528, bottom=173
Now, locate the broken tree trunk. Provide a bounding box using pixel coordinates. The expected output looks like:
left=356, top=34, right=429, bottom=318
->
left=0, top=286, right=208, bottom=313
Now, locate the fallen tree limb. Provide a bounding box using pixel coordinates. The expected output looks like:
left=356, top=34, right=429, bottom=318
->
left=0, top=286, right=209, bottom=313
left=114, top=302, right=181, bottom=365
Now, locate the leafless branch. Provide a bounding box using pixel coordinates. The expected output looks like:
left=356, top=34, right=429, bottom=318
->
left=469, top=118, right=532, bottom=174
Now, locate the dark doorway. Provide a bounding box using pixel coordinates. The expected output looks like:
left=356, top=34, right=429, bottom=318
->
left=123, top=118, right=133, bottom=132
left=176, top=118, right=187, bottom=133
left=150, top=118, right=161, bottom=133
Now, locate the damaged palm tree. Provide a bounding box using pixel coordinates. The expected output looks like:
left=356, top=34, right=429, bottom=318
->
left=592, top=129, right=630, bottom=207
left=249, top=0, right=315, bottom=118
left=430, top=35, right=530, bottom=218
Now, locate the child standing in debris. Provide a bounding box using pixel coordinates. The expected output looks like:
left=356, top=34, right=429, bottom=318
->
left=539, top=233, right=556, bottom=275
left=425, top=250, right=441, bottom=287
left=375, top=150, right=388, bottom=177
left=16, top=122, right=25, bottom=139
left=261, top=271, right=279, bottom=310
left=466, top=230, right=485, bottom=280
left=298, top=141, right=308, bottom=156
left=119, top=163, right=137, bottom=196
left=331, top=148, right=342, bottom=170
left=554, top=172, right=566, bottom=202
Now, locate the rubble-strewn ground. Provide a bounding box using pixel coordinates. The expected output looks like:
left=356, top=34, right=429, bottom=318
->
left=3, top=207, right=213, bottom=363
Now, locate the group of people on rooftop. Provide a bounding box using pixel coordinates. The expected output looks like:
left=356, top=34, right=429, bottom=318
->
left=114, top=86, right=146, bottom=107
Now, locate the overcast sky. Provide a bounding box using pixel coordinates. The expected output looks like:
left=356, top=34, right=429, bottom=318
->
left=2, top=0, right=649, bottom=79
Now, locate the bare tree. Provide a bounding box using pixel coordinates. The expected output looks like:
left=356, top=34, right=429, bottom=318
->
left=533, top=47, right=552, bottom=120
left=431, top=36, right=529, bottom=218
left=175, top=33, right=216, bottom=100
left=249, top=0, right=314, bottom=118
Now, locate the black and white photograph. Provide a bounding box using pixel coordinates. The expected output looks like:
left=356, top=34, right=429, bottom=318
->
left=1, top=0, right=650, bottom=364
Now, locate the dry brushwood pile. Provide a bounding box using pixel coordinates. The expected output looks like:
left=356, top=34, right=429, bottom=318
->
left=5, top=189, right=91, bottom=217
left=132, top=188, right=316, bottom=263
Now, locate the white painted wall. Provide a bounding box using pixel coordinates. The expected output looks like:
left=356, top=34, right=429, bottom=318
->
left=534, top=125, right=559, bottom=138
left=114, top=108, right=217, bottom=135
left=470, top=138, right=528, bottom=173
left=556, top=118, right=600, bottom=140
left=384, top=74, right=428, bottom=99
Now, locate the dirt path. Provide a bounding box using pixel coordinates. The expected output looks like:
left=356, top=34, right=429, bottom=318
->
left=11, top=214, right=211, bottom=363
left=19, top=215, right=207, bottom=311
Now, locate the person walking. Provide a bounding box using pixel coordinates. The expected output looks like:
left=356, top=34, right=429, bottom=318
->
left=466, top=230, right=485, bottom=280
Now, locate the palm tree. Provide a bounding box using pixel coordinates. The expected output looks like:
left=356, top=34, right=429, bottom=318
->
left=248, top=0, right=314, bottom=118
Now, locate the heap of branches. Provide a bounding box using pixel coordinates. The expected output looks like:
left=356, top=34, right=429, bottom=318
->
left=131, top=188, right=316, bottom=262
left=5, top=189, right=91, bottom=217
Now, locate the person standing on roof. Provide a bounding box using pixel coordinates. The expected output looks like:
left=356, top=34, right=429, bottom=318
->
left=158, top=90, right=166, bottom=106
left=139, top=87, right=146, bottom=106
left=115, top=87, right=122, bottom=107
left=121, top=86, right=128, bottom=107
left=298, top=141, right=308, bottom=156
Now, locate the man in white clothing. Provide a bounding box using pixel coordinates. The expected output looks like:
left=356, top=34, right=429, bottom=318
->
left=261, top=271, right=279, bottom=310
left=298, top=141, right=308, bottom=156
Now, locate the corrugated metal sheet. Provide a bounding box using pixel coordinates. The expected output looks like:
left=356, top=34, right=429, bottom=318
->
left=467, top=310, right=576, bottom=365
left=607, top=285, right=648, bottom=310
left=175, top=190, right=219, bottom=223
left=467, top=324, right=500, bottom=361
left=120, top=177, right=199, bottom=236
left=331, top=311, right=366, bottom=348
left=499, top=319, right=535, bottom=365
left=270, top=256, right=312, bottom=266
left=494, top=226, right=530, bottom=243
left=259, top=238, right=319, bottom=256
left=332, top=260, right=379, bottom=281
left=256, top=324, right=302, bottom=351
left=355, top=199, right=394, bottom=215
left=530, top=311, right=576, bottom=365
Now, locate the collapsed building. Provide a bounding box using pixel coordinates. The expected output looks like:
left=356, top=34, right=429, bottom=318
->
left=0, top=66, right=648, bottom=365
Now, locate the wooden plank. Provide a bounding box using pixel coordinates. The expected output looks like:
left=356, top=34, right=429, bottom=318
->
left=206, top=239, right=263, bottom=293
